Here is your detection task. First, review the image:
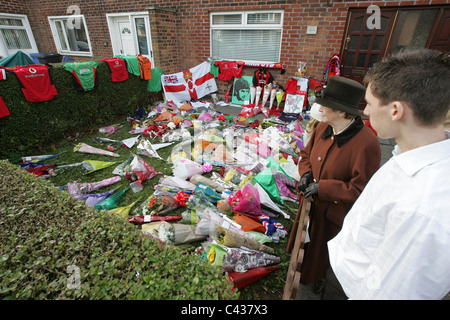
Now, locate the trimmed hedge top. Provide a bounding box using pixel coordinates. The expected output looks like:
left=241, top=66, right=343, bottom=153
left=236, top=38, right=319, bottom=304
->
left=0, top=61, right=151, bottom=163
left=0, top=160, right=238, bottom=300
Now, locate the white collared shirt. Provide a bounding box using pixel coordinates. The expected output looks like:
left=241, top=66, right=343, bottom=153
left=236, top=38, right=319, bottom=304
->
left=328, top=131, right=450, bottom=300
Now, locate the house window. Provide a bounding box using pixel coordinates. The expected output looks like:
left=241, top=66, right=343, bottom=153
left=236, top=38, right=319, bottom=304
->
left=0, top=13, right=38, bottom=57
left=210, top=11, right=283, bottom=63
left=48, top=15, right=92, bottom=56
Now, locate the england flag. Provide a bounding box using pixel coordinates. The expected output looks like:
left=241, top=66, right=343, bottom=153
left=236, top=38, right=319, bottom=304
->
left=162, top=61, right=217, bottom=105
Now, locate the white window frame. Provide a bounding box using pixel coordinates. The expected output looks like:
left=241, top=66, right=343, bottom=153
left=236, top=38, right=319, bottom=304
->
left=210, top=10, right=284, bottom=63
left=48, top=15, right=93, bottom=57
left=106, top=12, right=154, bottom=65
left=0, top=13, right=38, bottom=58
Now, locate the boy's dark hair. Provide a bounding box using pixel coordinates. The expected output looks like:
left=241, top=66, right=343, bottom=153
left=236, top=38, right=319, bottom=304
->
left=364, top=48, right=450, bottom=126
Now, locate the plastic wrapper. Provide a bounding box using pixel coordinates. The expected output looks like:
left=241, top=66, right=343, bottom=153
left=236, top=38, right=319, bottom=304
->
left=21, top=163, right=55, bottom=177
left=158, top=175, right=197, bottom=192
left=254, top=168, right=283, bottom=204
left=212, top=225, right=274, bottom=254
left=154, top=111, right=173, bottom=122
left=125, top=155, right=162, bottom=192
left=68, top=176, right=121, bottom=197
left=189, top=174, right=226, bottom=193
left=173, top=158, right=207, bottom=180
left=245, top=231, right=274, bottom=244
left=255, top=182, right=289, bottom=219
left=81, top=160, right=116, bottom=175
left=221, top=246, right=280, bottom=273
left=99, top=124, right=123, bottom=136
left=266, top=156, right=296, bottom=184
left=210, top=172, right=237, bottom=190
left=209, top=144, right=235, bottom=165
left=197, top=112, right=213, bottom=122
left=94, top=188, right=129, bottom=211
left=216, top=198, right=233, bottom=214
left=194, top=206, right=243, bottom=236
left=122, top=136, right=139, bottom=149
left=107, top=201, right=137, bottom=219
left=223, top=167, right=247, bottom=185
left=194, top=183, right=222, bottom=204
left=127, top=215, right=182, bottom=225
left=136, top=139, right=162, bottom=159
left=203, top=242, right=228, bottom=267
left=73, top=142, right=120, bottom=157
left=275, top=178, right=297, bottom=200
left=133, top=190, right=185, bottom=216
left=228, top=265, right=279, bottom=288
left=112, top=158, right=131, bottom=176
left=229, top=183, right=262, bottom=216
left=77, top=189, right=115, bottom=206
left=22, top=154, right=60, bottom=163
left=233, top=213, right=266, bottom=234
left=143, top=124, right=169, bottom=138
left=142, top=221, right=206, bottom=245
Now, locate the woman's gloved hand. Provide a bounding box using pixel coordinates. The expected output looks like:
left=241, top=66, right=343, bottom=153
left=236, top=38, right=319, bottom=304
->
left=299, top=171, right=313, bottom=192
left=304, top=182, right=318, bottom=198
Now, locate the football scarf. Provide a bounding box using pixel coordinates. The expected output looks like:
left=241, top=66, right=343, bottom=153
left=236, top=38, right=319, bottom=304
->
left=0, top=68, right=5, bottom=80
left=10, top=64, right=58, bottom=102
left=323, top=54, right=340, bottom=85
left=100, top=58, right=128, bottom=82
left=63, top=61, right=98, bottom=91
left=161, top=61, right=217, bottom=104
left=238, top=61, right=286, bottom=74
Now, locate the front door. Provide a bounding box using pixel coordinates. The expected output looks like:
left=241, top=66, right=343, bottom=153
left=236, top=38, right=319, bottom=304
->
left=106, top=13, right=154, bottom=65
left=118, top=20, right=136, bottom=55
left=340, top=5, right=450, bottom=110
left=340, top=9, right=397, bottom=84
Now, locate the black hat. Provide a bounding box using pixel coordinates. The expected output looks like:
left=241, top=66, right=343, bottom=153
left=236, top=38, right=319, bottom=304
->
left=315, top=76, right=365, bottom=115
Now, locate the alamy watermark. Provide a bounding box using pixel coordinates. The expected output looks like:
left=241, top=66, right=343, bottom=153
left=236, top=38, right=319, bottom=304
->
left=366, top=5, right=381, bottom=30
left=67, top=264, right=81, bottom=290
left=67, top=5, right=82, bottom=30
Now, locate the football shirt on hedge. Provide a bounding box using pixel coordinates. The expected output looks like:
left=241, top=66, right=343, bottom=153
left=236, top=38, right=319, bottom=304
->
left=63, top=61, right=98, bottom=91
left=100, top=58, right=128, bottom=82
left=114, top=55, right=140, bottom=77
left=10, top=64, right=58, bottom=102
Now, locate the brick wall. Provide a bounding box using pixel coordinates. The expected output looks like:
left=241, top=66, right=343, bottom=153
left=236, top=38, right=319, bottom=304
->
left=2, top=0, right=448, bottom=95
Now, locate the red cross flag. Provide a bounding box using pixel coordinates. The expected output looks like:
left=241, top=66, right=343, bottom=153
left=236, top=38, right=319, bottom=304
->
left=161, top=61, right=217, bottom=105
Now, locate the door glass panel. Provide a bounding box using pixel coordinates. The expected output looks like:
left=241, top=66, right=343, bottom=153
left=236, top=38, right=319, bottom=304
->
left=360, top=35, right=371, bottom=50
left=372, top=35, right=384, bottom=51
left=368, top=54, right=379, bottom=67
left=389, top=9, right=438, bottom=53
left=352, top=16, right=363, bottom=32
left=349, top=35, right=359, bottom=50
left=135, top=17, right=148, bottom=55
left=356, top=53, right=366, bottom=67
left=345, top=53, right=355, bottom=67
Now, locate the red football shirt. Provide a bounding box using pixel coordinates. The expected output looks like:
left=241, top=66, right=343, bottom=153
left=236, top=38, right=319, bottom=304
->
left=11, top=65, right=58, bottom=102
left=100, top=58, right=128, bottom=82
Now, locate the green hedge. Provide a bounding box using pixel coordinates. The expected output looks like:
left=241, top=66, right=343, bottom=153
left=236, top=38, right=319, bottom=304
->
left=0, top=61, right=151, bottom=163
left=0, top=160, right=238, bottom=300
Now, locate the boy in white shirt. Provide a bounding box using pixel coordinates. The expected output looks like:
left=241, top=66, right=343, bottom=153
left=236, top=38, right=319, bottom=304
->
left=326, top=48, right=450, bottom=300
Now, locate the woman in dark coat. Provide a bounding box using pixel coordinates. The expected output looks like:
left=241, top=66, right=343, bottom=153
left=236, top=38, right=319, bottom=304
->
left=297, top=76, right=381, bottom=291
